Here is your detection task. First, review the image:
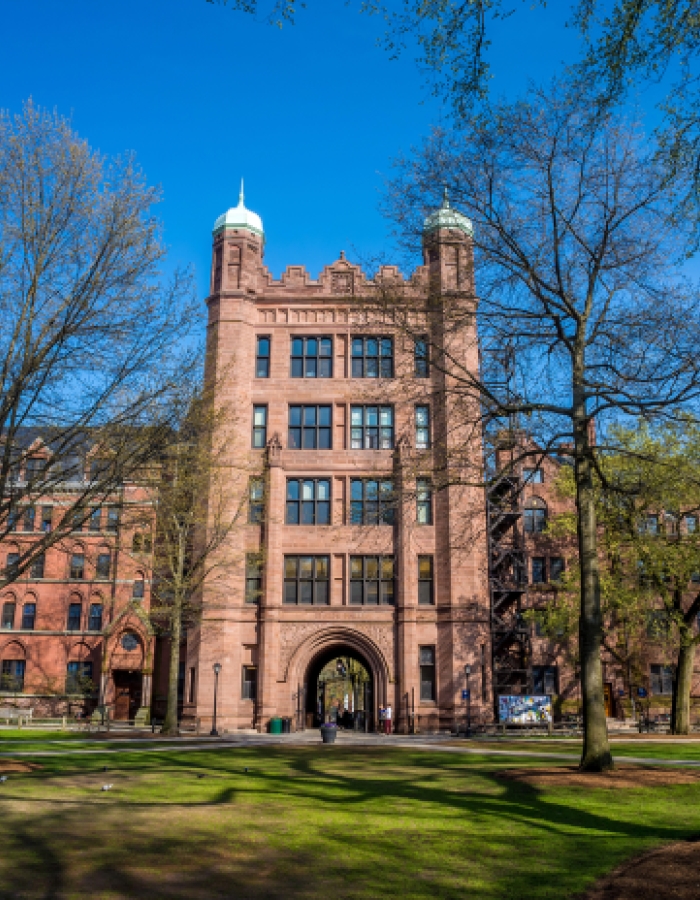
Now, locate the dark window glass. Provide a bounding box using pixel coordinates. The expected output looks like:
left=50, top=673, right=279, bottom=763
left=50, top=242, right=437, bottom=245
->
left=414, top=337, right=429, bottom=377
left=532, top=665, right=558, bottom=695
left=531, top=557, right=546, bottom=584
left=242, top=666, right=257, bottom=700
left=22, top=506, right=35, bottom=532
left=417, top=479, right=433, bottom=525
left=25, top=458, right=45, bottom=481
left=8, top=508, right=20, bottom=531
left=70, top=553, right=85, bottom=580
left=350, top=406, right=394, bottom=450
left=288, top=405, right=332, bottom=450
left=291, top=336, right=333, bottom=378
left=133, top=578, right=145, bottom=599
left=30, top=553, right=45, bottom=579
left=349, top=556, right=394, bottom=605
left=418, top=556, right=434, bottom=605
left=256, top=336, right=271, bottom=377
left=188, top=667, right=196, bottom=703
left=66, top=661, right=93, bottom=693
left=524, top=500, right=547, bottom=534
left=351, top=336, right=393, bottom=378
left=2, top=602, right=16, bottom=629
left=245, top=553, right=263, bottom=604
left=286, top=479, right=331, bottom=525
left=283, top=556, right=330, bottom=605
left=419, top=646, right=436, bottom=701
left=21, top=603, right=36, bottom=630
left=523, top=467, right=544, bottom=484
left=249, top=477, right=265, bottom=524
left=640, top=515, right=659, bottom=535
left=416, top=406, right=431, bottom=449
left=6, top=552, right=19, bottom=577
left=350, top=479, right=394, bottom=525
left=41, top=506, right=53, bottom=533
left=90, top=458, right=110, bottom=481
left=1, top=660, right=25, bottom=691
left=106, top=508, right=119, bottom=533
left=96, top=552, right=111, bottom=579
left=550, top=557, right=565, bottom=582
left=67, top=603, right=82, bottom=631
left=88, top=603, right=103, bottom=631
left=89, top=507, right=102, bottom=532
left=252, top=406, right=268, bottom=449
left=650, top=664, right=673, bottom=695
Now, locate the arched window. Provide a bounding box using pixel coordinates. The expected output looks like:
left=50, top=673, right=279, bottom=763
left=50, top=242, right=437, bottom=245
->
left=524, top=497, right=547, bottom=534
left=132, top=575, right=145, bottom=600
left=2, top=600, right=16, bottom=629
left=96, top=549, right=111, bottom=579
left=66, top=601, right=82, bottom=631
left=88, top=602, right=103, bottom=631
left=21, top=602, right=36, bottom=630
left=1, top=646, right=25, bottom=691
left=69, top=549, right=85, bottom=580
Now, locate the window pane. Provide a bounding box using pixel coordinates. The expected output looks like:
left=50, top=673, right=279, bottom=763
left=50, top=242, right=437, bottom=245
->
left=285, top=557, right=298, bottom=578
left=365, top=557, right=379, bottom=579
left=306, top=338, right=318, bottom=356
left=366, top=338, right=378, bottom=356
left=302, top=481, right=315, bottom=500
left=351, top=407, right=363, bottom=426
left=299, top=581, right=313, bottom=604
left=420, top=646, right=435, bottom=665
left=287, top=480, right=299, bottom=500
left=352, top=338, right=364, bottom=356
left=380, top=407, right=393, bottom=425
left=315, top=557, right=329, bottom=579
left=366, top=581, right=379, bottom=604
left=315, top=581, right=329, bottom=604
left=381, top=581, right=394, bottom=604
left=291, top=358, right=303, bottom=377
left=350, top=582, right=364, bottom=604
left=284, top=581, right=297, bottom=603
left=350, top=557, right=363, bottom=579
left=419, top=556, right=433, bottom=579
left=317, top=480, right=330, bottom=500
left=253, top=407, right=267, bottom=425
left=305, top=357, right=317, bottom=377
left=286, top=502, right=300, bottom=524
left=366, top=358, right=378, bottom=377
left=352, top=358, right=363, bottom=377
left=303, top=407, right=317, bottom=425
left=317, top=502, right=330, bottom=525
left=319, top=406, right=331, bottom=426
left=319, top=358, right=332, bottom=378
left=320, top=338, right=332, bottom=356
left=301, top=502, right=315, bottom=524
left=258, top=337, right=270, bottom=356
left=292, top=338, right=303, bottom=356
left=289, top=406, right=302, bottom=425
left=299, top=557, right=314, bottom=579
left=366, top=407, right=378, bottom=426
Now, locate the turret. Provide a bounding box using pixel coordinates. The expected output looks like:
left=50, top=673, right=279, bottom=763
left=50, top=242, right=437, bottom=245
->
left=210, top=180, right=265, bottom=295
left=422, top=188, right=474, bottom=294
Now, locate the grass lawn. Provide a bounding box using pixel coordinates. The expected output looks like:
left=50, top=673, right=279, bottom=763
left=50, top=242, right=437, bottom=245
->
left=1, top=743, right=700, bottom=899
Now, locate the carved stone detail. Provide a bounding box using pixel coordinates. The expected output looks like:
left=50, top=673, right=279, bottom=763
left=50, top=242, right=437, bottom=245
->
left=332, top=272, right=354, bottom=295
left=279, top=621, right=395, bottom=681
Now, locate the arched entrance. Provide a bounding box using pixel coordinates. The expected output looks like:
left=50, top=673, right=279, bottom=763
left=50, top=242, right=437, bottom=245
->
left=304, top=646, right=374, bottom=732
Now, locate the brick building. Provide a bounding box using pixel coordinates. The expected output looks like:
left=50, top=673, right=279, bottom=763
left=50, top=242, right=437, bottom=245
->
left=183, top=187, right=492, bottom=733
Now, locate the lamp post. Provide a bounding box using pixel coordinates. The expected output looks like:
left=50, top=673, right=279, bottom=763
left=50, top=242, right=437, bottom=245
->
left=210, top=662, right=222, bottom=737
left=464, top=665, right=472, bottom=738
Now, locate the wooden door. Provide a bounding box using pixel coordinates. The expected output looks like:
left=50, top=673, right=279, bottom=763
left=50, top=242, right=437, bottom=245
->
left=113, top=671, right=142, bottom=721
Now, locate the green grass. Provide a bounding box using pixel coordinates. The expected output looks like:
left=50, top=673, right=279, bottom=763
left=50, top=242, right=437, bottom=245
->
left=1, top=745, right=699, bottom=899
left=467, top=738, right=700, bottom=762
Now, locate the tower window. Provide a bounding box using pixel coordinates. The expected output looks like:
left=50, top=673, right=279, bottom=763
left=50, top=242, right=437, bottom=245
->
left=350, top=406, right=394, bottom=449
left=418, top=556, right=434, bottom=605
left=288, top=406, right=332, bottom=449
left=350, top=479, right=394, bottom=525
left=252, top=405, right=268, bottom=448
left=349, top=556, right=394, bottom=605
left=284, top=556, right=329, bottom=605
left=256, top=336, right=271, bottom=377
left=414, top=337, right=430, bottom=377
left=286, top=479, right=331, bottom=525
left=351, top=337, right=393, bottom=378
left=290, top=337, right=332, bottom=378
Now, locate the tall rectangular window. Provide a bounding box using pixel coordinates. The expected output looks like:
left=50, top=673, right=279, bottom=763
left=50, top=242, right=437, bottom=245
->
left=351, top=336, right=393, bottom=378
left=252, top=406, right=268, bottom=448
left=419, top=646, right=436, bottom=701
left=41, top=506, right=53, bottom=533
left=66, top=661, right=93, bottom=693
left=2, top=602, right=15, bottom=629
left=531, top=557, right=546, bottom=583
left=106, top=508, right=120, bottom=533
left=21, top=603, right=36, bottom=630
left=284, top=556, right=329, bottom=605
left=256, top=336, right=271, bottom=377
left=532, top=665, right=558, bottom=695
left=350, top=406, right=394, bottom=449
left=22, top=506, right=35, bottom=532
left=686, top=515, right=698, bottom=534
left=67, top=603, right=82, bottom=631
left=69, top=553, right=85, bottom=580
left=649, top=663, right=673, bottom=695
left=1, top=660, right=25, bottom=691
left=286, top=479, right=331, bottom=525
left=418, top=556, right=434, bottom=605
left=188, top=667, right=196, bottom=703
left=6, top=552, right=19, bottom=577
left=249, top=477, right=265, bottom=524
left=245, top=553, right=263, bottom=604
left=133, top=577, right=145, bottom=599
left=89, top=507, right=102, bottom=532
left=416, top=479, right=433, bottom=525
left=350, top=479, right=394, bottom=525
left=349, top=556, right=394, bottom=605
left=414, top=337, right=429, bottom=377
left=288, top=405, right=332, bottom=449
left=88, top=603, right=103, bottom=631
left=96, top=552, right=111, bottom=579
left=30, top=553, right=45, bottom=579
left=415, top=405, right=431, bottom=449
left=290, top=337, right=332, bottom=378
left=550, top=557, right=565, bottom=582
left=242, top=666, right=257, bottom=700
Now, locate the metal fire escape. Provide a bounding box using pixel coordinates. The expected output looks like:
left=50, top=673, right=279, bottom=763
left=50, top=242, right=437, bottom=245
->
left=482, top=342, right=531, bottom=708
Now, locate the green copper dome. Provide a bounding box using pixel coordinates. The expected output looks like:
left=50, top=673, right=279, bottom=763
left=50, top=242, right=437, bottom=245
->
left=213, top=180, right=264, bottom=238
left=423, top=188, right=473, bottom=236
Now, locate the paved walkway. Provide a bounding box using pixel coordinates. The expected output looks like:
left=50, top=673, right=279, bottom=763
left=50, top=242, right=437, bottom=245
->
left=2, top=731, right=700, bottom=767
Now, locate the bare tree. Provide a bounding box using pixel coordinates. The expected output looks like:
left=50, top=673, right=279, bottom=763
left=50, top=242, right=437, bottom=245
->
left=0, top=101, right=199, bottom=588
left=374, top=83, right=700, bottom=770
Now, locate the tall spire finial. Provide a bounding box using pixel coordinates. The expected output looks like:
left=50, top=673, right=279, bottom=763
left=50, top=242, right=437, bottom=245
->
left=239, top=178, right=245, bottom=207
left=442, top=185, right=450, bottom=208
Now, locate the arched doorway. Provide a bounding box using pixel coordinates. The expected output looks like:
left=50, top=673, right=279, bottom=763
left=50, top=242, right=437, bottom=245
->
left=304, top=646, right=374, bottom=732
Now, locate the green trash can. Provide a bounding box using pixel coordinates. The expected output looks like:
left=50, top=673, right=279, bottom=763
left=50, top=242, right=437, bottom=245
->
left=269, top=717, right=283, bottom=735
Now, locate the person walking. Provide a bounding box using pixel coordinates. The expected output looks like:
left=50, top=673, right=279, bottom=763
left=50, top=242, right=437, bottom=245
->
left=385, top=704, right=392, bottom=735
left=378, top=706, right=386, bottom=735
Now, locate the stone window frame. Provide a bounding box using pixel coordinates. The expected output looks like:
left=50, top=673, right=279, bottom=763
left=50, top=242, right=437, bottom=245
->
left=288, top=405, right=332, bottom=450
left=349, top=555, right=395, bottom=605
left=350, top=405, right=394, bottom=450
left=286, top=478, right=331, bottom=525
left=349, top=478, right=395, bottom=526
left=351, top=336, right=393, bottom=379
left=290, top=335, right=333, bottom=379
left=283, top=555, right=330, bottom=605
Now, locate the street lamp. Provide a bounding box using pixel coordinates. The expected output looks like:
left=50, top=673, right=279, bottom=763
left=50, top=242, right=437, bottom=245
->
left=464, top=665, right=472, bottom=738
left=210, top=662, right=222, bottom=737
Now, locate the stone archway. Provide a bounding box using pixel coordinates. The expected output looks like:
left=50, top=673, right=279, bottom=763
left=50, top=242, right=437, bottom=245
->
left=283, top=626, right=392, bottom=731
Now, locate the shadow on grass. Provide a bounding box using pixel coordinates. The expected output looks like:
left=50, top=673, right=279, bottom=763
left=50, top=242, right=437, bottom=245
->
left=1, top=747, right=698, bottom=899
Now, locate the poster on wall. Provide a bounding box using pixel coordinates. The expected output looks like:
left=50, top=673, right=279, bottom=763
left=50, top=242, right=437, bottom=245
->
left=498, top=695, right=553, bottom=724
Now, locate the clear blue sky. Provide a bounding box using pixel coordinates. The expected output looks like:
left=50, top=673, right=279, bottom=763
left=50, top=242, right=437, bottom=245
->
left=2, top=0, right=581, bottom=297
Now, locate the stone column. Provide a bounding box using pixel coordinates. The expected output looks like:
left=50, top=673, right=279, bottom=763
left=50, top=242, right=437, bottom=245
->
left=395, top=439, right=418, bottom=733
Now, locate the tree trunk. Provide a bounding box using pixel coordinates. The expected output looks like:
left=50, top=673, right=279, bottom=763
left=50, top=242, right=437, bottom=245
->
left=161, top=597, right=182, bottom=736
left=672, top=632, right=696, bottom=735
left=574, top=409, right=613, bottom=772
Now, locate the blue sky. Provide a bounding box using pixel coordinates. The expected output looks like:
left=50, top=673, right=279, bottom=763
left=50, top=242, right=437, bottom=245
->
left=2, top=0, right=582, bottom=296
